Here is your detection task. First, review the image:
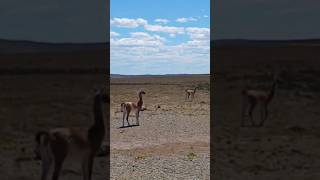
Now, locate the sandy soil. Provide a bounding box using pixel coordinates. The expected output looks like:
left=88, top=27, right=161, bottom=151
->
left=110, top=75, right=210, bottom=179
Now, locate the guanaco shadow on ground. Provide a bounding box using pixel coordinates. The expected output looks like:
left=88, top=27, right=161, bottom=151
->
left=118, top=124, right=140, bottom=129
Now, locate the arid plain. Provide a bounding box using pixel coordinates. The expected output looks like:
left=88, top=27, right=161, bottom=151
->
left=213, top=42, right=320, bottom=180
left=0, top=45, right=210, bottom=179
left=110, top=75, right=210, bottom=179
left=0, top=50, right=108, bottom=180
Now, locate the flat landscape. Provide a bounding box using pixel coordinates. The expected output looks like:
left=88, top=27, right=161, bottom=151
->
left=110, top=75, right=210, bottom=179
left=0, top=49, right=210, bottom=179
left=213, top=43, right=320, bottom=180
left=0, top=50, right=108, bottom=180
left=5, top=40, right=320, bottom=179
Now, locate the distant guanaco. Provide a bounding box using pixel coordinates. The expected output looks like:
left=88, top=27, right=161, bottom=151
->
left=241, top=75, right=279, bottom=127
left=185, top=87, right=198, bottom=101
left=120, top=90, right=146, bottom=127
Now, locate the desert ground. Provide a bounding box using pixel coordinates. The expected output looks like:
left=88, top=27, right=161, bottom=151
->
left=110, top=75, right=210, bottom=179
left=0, top=50, right=109, bottom=180
left=213, top=44, right=320, bottom=179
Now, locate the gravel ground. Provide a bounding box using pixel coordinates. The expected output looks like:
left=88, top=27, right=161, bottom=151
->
left=111, top=152, right=210, bottom=180
left=110, top=75, right=210, bottom=179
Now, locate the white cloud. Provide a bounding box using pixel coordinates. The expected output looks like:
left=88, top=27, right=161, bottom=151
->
left=186, top=27, right=210, bottom=40
left=154, top=18, right=169, bottom=24
left=144, top=24, right=184, bottom=34
left=111, top=32, right=165, bottom=46
left=186, top=40, right=209, bottom=46
left=111, top=33, right=209, bottom=64
left=110, top=31, right=120, bottom=37
left=203, top=15, right=209, bottom=18
left=111, top=18, right=185, bottom=37
left=111, top=39, right=209, bottom=74
left=110, top=17, right=209, bottom=74
left=110, top=18, right=147, bottom=28
left=176, top=17, right=197, bottom=23
left=131, top=32, right=166, bottom=42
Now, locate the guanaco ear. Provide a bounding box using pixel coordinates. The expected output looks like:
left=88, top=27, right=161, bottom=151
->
left=137, top=89, right=144, bottom=94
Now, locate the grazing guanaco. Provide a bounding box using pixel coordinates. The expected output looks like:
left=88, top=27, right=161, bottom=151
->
left=34, top=88, right=109, bottom=180
left=241, top=75, right=279, bottom=127
left=185, top=87, right=198, bottom=101
left=120, top=90, right=146, bottom=127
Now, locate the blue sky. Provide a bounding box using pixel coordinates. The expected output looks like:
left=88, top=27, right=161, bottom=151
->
left=110, top=0, right=210, bottom=75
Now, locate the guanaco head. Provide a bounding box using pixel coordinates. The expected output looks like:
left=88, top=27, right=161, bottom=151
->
left=96, top=87, right=109, bottom=103
left=138, top=90, right=146, bottom=95
left=120, top=103, right=125, bottom=112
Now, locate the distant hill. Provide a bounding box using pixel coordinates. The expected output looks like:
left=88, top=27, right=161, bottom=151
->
left=0, top=39, right=108, bottom=54
left=3, top=38, right=319, bottom=54
left=212, top=39, right=320, bottom=47
left=110, top=74, right=209, bottom=78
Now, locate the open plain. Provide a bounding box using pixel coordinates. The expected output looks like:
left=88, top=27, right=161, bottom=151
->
left=110, top=75, right=210, bottom=179
left=213, top=42, right=320, bottom=180
left=0, top=50, right=108, bottom=180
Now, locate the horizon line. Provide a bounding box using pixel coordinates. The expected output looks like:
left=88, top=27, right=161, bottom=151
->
left=3, top=37, right=320, bottom=44
left=212, top=38, right=320, bottom=41
left=111, top=73, right=210, bottom=76
left=0, top=38, right=109, bottom=44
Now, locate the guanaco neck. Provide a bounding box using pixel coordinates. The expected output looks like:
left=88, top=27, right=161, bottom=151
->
left=88, top=93, right=105, bottom=148
left=267, top=81, right=276, bottom=103
left=137, top=92, right=143, bottom=107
